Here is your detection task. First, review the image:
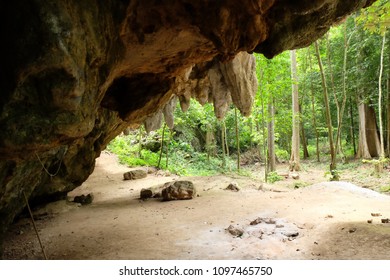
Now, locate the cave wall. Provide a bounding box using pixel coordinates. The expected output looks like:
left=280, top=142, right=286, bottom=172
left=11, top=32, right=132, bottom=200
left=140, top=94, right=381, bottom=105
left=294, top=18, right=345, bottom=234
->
left=0, top=0, right=375, bottom=252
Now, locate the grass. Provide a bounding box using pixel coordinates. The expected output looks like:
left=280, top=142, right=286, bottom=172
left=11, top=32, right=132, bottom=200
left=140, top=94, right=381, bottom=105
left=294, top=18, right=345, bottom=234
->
left=107, top=135, right=241, bottom=176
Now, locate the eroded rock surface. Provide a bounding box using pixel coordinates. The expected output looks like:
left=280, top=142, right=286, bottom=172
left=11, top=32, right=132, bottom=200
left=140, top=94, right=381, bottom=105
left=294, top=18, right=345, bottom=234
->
left=0, top=0, right=375, bottom=252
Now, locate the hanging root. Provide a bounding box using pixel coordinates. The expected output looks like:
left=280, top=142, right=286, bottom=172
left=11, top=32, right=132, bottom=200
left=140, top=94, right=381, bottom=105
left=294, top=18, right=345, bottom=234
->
left=22, top=191, right=48, bottom=260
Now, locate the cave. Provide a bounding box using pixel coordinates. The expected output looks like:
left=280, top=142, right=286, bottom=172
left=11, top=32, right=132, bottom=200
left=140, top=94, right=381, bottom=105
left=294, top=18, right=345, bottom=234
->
left=0, top=0, right=377, bottom=258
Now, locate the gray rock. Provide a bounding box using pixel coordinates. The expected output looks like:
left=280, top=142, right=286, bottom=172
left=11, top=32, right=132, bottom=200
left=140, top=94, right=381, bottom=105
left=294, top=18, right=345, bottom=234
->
left=141, top=140, right=161, bottom=152
left=225, top=182, right=240, bottom=192
left=140, top=188, right=153, bottom=200
left=226, top=225, right=244, bottom=237
left=73, top=193, right=94, bottom=205
left=161, top=181, right=196, bottom=201
left=123, top=170, right=147, bottom=180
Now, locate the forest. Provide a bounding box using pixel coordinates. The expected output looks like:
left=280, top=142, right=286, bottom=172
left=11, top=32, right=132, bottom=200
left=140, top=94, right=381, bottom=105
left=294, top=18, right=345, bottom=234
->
left=108, top=2, right=390, bottom=190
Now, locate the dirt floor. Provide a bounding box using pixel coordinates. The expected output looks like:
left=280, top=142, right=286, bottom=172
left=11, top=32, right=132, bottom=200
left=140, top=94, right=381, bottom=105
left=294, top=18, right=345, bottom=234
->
left=3, top=151, right=390, bottom=260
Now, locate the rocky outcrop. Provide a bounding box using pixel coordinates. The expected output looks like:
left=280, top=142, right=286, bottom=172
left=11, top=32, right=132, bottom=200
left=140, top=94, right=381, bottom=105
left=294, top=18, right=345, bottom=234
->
left=0, top=0, right=375, bottom=252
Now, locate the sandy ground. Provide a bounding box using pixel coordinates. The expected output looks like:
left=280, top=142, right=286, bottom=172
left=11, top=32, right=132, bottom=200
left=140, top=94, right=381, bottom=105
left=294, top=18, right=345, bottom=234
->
left=3, top=151, right=390, bottom=260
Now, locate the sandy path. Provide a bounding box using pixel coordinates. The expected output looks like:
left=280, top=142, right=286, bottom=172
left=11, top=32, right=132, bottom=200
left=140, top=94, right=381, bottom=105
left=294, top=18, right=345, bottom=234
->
left=3, top=152, right=390, bottom=260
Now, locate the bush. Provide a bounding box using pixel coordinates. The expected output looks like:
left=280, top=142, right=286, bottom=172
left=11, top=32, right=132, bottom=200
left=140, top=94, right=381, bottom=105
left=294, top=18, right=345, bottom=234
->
left=267, top=171, right=283, bottom=183
left=275, top=149, right=289, bottom=161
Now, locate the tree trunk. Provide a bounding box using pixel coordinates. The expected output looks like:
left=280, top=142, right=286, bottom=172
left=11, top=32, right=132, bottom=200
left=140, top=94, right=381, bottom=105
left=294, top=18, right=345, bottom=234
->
left=378, top=33, right=386, bottom=158
left=157, top=123, right=166, bottom=168
left=299, top=104, right=309, bottom=159
left=300, top=121, right=309, bottom=159
left=349, top=95, right=357, bottom=156
left=356, top=102, right=381, bottom=159
left=290, top=49, right=301, bottom=170
left=234, top=108, right=240, bottom=171
left=224, top=121, right=229, bottom=157
left=387, top=71, right=390, bottom=157
left=335, top=23, right=354, bottom=162
left=326, top=33, right=342, bottom=154
left=206, top=124, right=211, bottom=161
left=308, top=47, right=320, bottom=162
left=138, top=126, right=143, bottom=158
left=289, top=50, right=300, bottom=172
left=257, top=67, right=265, bottom=161
left=267, top=100, right=276, bottom=172
left=249, top=117, right=253, bottom=149
left=314, top=41, right=337, bottom=179
left=166, top=128, right=172, bottom=168
left=261, top=85, right=268, bottom=181
left=221, top=120, right=226, bottom=169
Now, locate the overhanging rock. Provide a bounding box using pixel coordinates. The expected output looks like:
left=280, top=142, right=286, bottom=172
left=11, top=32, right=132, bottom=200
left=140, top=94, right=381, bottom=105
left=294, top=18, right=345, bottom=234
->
left=0, top=0, right=376, bottom=252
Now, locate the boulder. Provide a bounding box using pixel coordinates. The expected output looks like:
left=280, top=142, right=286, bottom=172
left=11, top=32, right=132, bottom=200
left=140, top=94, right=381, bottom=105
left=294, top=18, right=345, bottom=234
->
left=123, top=170, right=147, bottom=180
left=141, top=140, right=161, bottom=152
left=161, top=181, right=196, bottom=201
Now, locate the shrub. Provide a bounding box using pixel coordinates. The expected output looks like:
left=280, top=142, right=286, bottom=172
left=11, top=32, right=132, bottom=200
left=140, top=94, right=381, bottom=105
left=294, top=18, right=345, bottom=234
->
left=267, top=171, right=283, bottom=183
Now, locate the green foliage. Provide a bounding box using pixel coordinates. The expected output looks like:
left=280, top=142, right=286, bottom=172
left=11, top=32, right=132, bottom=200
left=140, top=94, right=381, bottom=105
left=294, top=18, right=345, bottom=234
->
left=324, top=169, right=341, bottom=181
left=275, top=149, right=289, bottom=161
left=355, top=0, right=390, bottom=35
left=379, top=185, right=390, bottom=193
left=267, top=171, right=283, bottom=183
left=293, top=181, right=309, bottom=189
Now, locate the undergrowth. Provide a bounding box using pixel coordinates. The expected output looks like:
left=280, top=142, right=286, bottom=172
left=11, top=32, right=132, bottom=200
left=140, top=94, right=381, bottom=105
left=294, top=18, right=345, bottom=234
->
left=107, top=135, right=239, bottom=176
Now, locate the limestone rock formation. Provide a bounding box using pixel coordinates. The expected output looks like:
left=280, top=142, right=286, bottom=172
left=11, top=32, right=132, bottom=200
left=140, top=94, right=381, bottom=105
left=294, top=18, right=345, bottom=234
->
left=0, top=0, right=375, bottom=252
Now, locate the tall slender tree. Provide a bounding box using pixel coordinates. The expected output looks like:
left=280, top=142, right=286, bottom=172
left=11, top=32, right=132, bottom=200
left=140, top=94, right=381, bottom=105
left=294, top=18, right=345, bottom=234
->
left=307, top=47, right=321, bottom=162
left=378, top=33, right=386, bottom=158
left=289, top=49, right=300, bottom=171
left=314, top=41, right=338, bottom=179
left=267, top=98, right=276, bottom=172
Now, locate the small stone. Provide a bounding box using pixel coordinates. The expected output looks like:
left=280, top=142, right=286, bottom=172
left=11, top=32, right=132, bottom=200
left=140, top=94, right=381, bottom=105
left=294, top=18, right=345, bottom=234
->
left=123, top=169, right=147, bottom=180
left=250, top=217, right=262, bottom=225
left=371, top=213, right=382, bottom=217
left=73, top=193, right=94, bottom=205
left=140, top=188, right=153, bottom=199
left=282, top=230, right=299, bottom=238
left=264, top=218, right=276, bottom=224
left=291, top=172, right=300, bottom=180
left=225, top=182, right=240, bottom=192
left=367, top=219, right=373, bottom=224
left=146, top=167, right=158, bottom=174
left=250, top=217, right=276, bottom=225
left=226, top=225, right=244, bottom=237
